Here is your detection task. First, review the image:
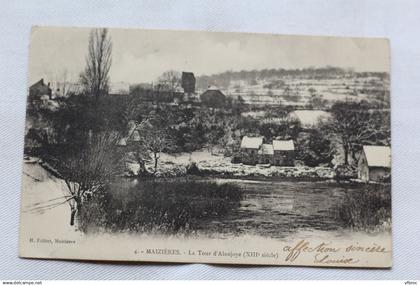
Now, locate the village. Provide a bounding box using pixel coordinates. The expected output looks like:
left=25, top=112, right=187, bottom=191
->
left=27, top=68, right=391, bottom=183
left=20, top=27, right=393, bottom=248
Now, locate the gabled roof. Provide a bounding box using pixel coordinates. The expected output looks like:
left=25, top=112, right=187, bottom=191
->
left=30, top=79, right=46, bottom=88
left=259, top=144, right=274, bottom=155
left=240, top=136, right=263, bottom=149
left=29, top=78, right=51, bottom=94
left=363, top=145, right=391, bottom=168
left=273, top=140, right=294, bottom=151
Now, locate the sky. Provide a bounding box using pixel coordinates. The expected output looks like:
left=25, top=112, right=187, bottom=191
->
left=28, top=26, right=390, bottom=85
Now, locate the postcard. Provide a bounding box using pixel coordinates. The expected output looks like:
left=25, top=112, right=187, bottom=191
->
left=19, top=26, right=391, bottom=267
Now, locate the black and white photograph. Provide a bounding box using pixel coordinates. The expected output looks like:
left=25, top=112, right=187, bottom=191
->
left=19, top=26, right=391, bottom=267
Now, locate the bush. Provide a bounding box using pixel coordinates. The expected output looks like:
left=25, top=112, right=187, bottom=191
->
left=186, top=162, right=201, bottom=175
left=338, top=183, right=391, bottom=231
left=296, top=130, right=334, bottom=167
left=334, top=164, right=357, bottom=181
left=79, top=180, right=243, bottom=234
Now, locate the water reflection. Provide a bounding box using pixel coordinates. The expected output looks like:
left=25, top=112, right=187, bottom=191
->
left=98, top=177, right=388, bottom=239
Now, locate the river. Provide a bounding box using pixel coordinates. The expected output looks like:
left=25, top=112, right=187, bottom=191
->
left=105, top=177, right=390, bottom=239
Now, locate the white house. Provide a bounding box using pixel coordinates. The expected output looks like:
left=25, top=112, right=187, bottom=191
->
left=358, top=145, right=391, bottom=182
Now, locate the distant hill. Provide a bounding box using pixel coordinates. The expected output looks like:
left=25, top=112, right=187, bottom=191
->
left=195, top=67, right=389, bottom=108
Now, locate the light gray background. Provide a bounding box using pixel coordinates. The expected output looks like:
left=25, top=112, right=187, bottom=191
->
left=1, top=0, right=419, bottom=280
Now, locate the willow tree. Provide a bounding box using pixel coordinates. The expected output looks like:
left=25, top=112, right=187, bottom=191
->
left=47, top=132, right=124, bottom=226
left=80, top=28, right=112, bottom=98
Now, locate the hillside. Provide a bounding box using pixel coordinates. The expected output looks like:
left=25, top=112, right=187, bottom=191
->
left=196, top=67, right=389, bottom=107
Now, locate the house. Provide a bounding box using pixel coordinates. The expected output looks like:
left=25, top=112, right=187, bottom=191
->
left=358, top=145, right=391, bottom=182
left=200, top=87, right=226, bottom=108
left=240, top=136, right=263, bottom=164
left=273, top=140, right=295, bottom=166
left=258, top=144, right=274, bottom=164
left=287, top=110, right=331, bottom=129
left=238, top=136, right=295, bottom=166
left=240, top=136, right=263, bottom=155
left=29, top=79, right=52, bottom=100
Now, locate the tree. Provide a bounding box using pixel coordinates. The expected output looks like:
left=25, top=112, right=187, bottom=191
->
left=327, top=101, right=390, bottom=165
left=219, top=126, right=236, bottom=155
left=139, top=124, right=172, bottom=173
left=80, top=28, right=112, bottom=98
left=45, top=131, right=124, bottom=226
left=231, top=95, right=247, bottom=114
left=282, top=86, right=300, bottom=103
left=296, top=129, right=334, bottom=167
left=307, top=87, right=326, bottom=109
left=158, top=70, right=181, bottom=94
left=124, top=116, right=154, bottom=176
left=259, top=118, right=302, bottom=141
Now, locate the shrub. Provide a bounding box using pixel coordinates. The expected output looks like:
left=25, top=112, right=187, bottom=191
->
left=338, top=183, right=391, bottom=231
left=186, top=162, right=201, bottom=175
left=334, top=164, right=357, bottom=181
left=79, top=180, right=243, bottom=234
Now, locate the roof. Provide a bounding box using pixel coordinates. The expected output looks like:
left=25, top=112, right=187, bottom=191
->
left=30, top=78, right=50, bottom=88
left=259, top=144, right=274, bottom=155
left=363, top=145, right=391, bottom=168
left=182, top=71, right=195, bottom=80
left=240, top=136, right=263, bottom=149
left=288, top=110, right=331, bottom=127
left=201, top=89, right=225, bottom=96
left=273, top=140, right=295, bottom=151
left=29, top=79, right=51, bottom=95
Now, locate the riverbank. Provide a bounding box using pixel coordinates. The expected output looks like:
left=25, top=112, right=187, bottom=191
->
left=124, top=150, right=336, bottom=180
left=21, top=161, right=391, bottom=242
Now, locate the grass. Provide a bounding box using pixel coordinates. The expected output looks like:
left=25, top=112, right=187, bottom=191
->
left=79, top=179, right=242, bottom=234
left=78, top=178, right=392, bottom=236
left=338, top=183, right=391, bottom=232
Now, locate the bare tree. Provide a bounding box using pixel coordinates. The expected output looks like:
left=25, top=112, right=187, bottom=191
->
left=80, top=28, right=112, bottom=98
left=51, top=69, right=74, bottom=97
left=139, top=125, right=172, bottom=174
left=327, top=101, right=390, bottom=165
left=47, top=132, right=124, bottom=226
left=158, top=70, right=181, bottom=94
